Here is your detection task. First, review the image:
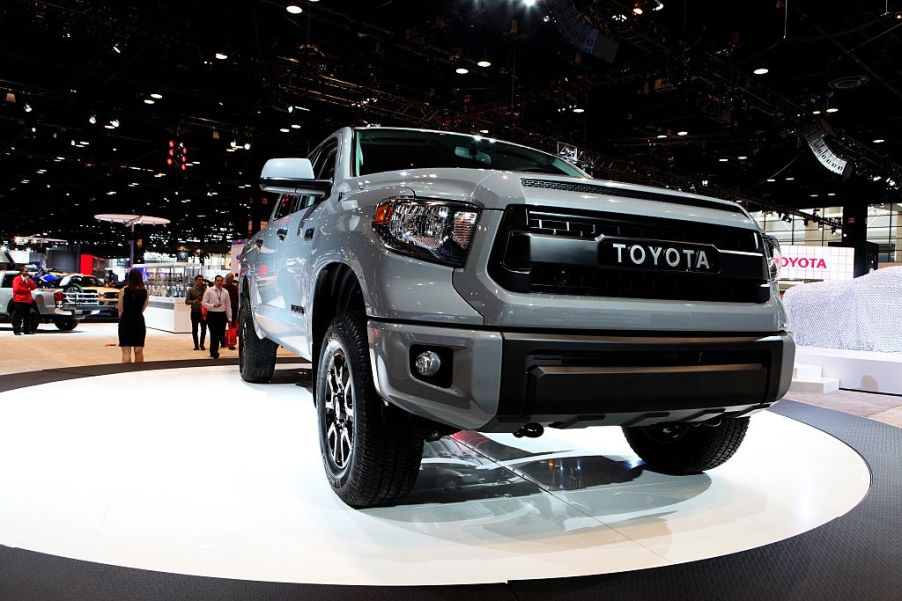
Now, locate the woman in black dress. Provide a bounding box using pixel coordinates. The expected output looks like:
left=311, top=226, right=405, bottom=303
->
left=118, top=268, right=149, bottom=363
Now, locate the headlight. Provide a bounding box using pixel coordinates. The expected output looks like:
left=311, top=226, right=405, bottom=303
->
left=763, top=234, right=782, bottom=282
left=372, top=198, right=480, bottom=267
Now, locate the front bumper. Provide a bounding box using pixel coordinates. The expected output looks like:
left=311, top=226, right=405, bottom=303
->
left=368, top=319, right=794, bottom=432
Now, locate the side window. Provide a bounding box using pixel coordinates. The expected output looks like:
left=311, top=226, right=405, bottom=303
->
left=272, top=194, right=298, bottom=220
left=313, top=139, right=338, bottom=181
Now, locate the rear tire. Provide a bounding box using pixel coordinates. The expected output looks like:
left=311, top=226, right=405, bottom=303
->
left=53, top=318, right=78, bottom=331
left=623, top=417, right=750, bottom=475
left=316, top=313, right=425, bottom=508
left=238, top=301, right=277, bottom=383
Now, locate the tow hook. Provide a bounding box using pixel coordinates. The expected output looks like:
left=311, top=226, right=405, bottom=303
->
left=513, top=423, right=544, bottom=438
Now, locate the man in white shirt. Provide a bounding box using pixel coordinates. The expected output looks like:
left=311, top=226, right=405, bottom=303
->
left=201, top=275, right=232, bottom=359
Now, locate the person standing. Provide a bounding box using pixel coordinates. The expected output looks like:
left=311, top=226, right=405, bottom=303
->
left=201, top=274, right=232, bottom=359
left=11, top=266, right=36, bottom=335
left=117, top=268, right=149, bottom=363
left=185, top=275, right=207, bottom=350
left=224, top=272, right=239, bottom=350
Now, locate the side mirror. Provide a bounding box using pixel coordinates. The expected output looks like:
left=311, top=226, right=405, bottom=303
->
left=259, top=158, right=331, bottom=196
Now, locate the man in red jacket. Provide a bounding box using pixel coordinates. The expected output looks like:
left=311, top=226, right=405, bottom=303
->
left=11, top=266, right=36, bottom=335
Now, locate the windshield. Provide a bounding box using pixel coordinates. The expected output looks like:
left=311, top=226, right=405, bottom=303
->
left=354, top=129, right=584, bottom=178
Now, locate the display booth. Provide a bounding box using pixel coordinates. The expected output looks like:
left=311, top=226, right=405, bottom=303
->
left=137, top=263, right=201, bottom=333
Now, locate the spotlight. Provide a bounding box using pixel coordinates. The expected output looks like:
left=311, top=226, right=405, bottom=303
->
left=522, top=0, right=537, bottom=7
left=826, top=107, right=838, bottom=113
left=455, top=67, right=469, bottom=74
left=785, top=177, right=795, bottom=181
left=112, top=44, right=121, bottom=54
left=110, top=119, right=120, bottom=128
left=766, top=178, right=776, bottom=182
left=286, top=4, right=302, bottom=14
left=653, top=1, right=664, bottom=10
left=150, top=93, right=163, bottom=99
left=24, top=103, right=32, bottom=112
left=244, top=143, right=251, bottom=150
left=737, top=155, right=748, bottom=160
left=812, top=110, right=822, bottom=115
left=88, top=115, right=97, bottom=124
left=572, top=107, right=585, bottom=113
left=215, top=52, right=228, bottom=60
left=279, top=128, right=290, bottom=133
left=656, top=134, right=667, bottom=139
left=873, top=138, right=885, bottom=144
left=144, top=98, right=155, bottom=104
left=677, top=130, right=688, bottom=136
left=753, top=67, right=769, bottom=75
left=477, top=60, right=491, bottom=68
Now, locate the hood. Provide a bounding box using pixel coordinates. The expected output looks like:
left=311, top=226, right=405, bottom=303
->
left=353, top=169, right=759, bottom=231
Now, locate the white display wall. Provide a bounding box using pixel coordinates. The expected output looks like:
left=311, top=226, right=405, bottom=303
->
left=779, top=245, right=854, bottom=281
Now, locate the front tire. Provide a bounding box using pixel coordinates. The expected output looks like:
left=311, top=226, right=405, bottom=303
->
left=316, top=313, right=425, bottom=508
left=53, top=318, right=78, bottom=331
left=623, top=417, right=750, bottom=475
left=238, top=301, right=277, bottom=383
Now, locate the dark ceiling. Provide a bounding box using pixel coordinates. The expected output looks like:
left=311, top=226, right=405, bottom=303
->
left=1, top=0, right=901, bottom=254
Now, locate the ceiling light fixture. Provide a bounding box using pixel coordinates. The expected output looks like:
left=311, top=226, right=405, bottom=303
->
left=766, top=178, right=776, bottom=182
left=812, top=110, right=822, bottom=115
left=144, top=98, right=155, bottom=104
left=290, top=124, right=301, bottom=129
left=718, top=158, right=728, bottom=162
left=215, top=52, right=228, bottom=60
left=737, top=155, right=748, bottom=160
left=677, top=130, right=688, bottom=136
left=873, top=138, right=885, bottom=144
left=279, top=128, right=290, bottom=133
left=110, top=119, right=120, bottom=128
left=753, top=67, right=769, bottom=75
left=479, top=129, right=489, bottom=134
left=653, top=1, right=664, bottom=10
left=24, top=103, right=32, bottom=112
left=150, top=93, right=163, bottom=99
left=112, top=44, right=121, bottom=54
left=477, top=60, right=491, bottom=68
left=522, top=0, right=537, bottom=7
left=88, top=115, right=97, bottom=124
left=455, top=67, right=469, bottom=74
left=826, top=107, right=839, bottom=113
left=286, top=5, right=302, bottom=14
left=656, top=134, right=667, bottom=139
left=785, top=177, right=795, bottom=181
left=572, top=107, right=585, bottom=113
left=632, top=3, right=643, bottom=15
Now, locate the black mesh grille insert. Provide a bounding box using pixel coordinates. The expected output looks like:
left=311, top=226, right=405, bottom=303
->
left=489, top=206, right=770, bottom=303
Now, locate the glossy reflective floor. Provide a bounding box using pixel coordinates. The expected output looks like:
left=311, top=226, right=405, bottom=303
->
left=0, top=365, right=870, bottom=586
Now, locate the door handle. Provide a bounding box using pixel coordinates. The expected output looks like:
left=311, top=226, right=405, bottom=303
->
left=255, top=238, right=263, bottom=248
left=304, top=228, right=314, bottom=241
left=277, top=228, right=289, bottom=241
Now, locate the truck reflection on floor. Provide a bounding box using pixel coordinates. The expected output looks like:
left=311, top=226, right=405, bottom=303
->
left=396, top=431, right=645, bottom=506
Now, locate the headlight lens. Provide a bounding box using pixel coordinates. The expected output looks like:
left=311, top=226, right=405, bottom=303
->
left=373, top=199, right=480, bottom=267
left=763, top=234, right=782, bottom=282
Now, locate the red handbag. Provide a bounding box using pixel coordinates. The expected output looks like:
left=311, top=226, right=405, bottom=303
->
left=226, top=323, right=238, bottom=347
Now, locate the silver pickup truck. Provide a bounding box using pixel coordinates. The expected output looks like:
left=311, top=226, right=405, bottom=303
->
left=1, top=271, right=101, bottom=331
left=239, top=127, right=795, bottom=508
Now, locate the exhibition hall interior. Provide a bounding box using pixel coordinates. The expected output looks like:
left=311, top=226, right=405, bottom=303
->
left=1, top=1, right=901, bottom=600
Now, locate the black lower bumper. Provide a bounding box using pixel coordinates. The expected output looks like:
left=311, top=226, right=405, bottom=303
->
left=486, top=331, right=793, bottom=430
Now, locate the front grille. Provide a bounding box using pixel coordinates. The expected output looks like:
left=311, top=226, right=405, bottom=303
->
left=527, top=208, right=758, bottom=251
left=489, top=206, right=770, bottom=303
left=103, top=291, right=119, bottom=299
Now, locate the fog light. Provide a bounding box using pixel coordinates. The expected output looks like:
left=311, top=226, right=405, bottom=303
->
left=414, top=351, right=442, bottom=377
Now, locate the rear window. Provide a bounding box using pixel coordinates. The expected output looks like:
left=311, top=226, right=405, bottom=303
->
left=2, top=275, right=15, bottom=288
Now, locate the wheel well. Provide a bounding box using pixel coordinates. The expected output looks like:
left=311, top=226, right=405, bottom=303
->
left=311, top=263, right=365, bottom=368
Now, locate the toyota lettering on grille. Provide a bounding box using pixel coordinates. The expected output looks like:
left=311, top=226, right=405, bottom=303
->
left=599, top=237, right=720, bottom=273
